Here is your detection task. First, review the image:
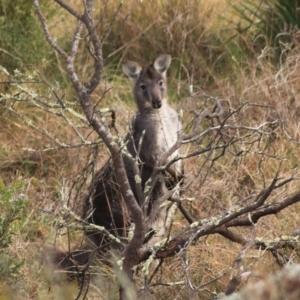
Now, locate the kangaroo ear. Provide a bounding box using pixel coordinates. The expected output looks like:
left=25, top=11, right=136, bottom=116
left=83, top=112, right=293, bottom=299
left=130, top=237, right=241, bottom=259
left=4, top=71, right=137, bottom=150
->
left=122, top=61, right=142, bottom=80
left=153, top=54, right=171, bottom=74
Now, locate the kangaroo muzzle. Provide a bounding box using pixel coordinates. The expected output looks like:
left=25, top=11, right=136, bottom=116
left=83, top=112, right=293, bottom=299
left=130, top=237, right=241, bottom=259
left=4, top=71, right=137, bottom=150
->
left=152, top=99, right=162, bottom=109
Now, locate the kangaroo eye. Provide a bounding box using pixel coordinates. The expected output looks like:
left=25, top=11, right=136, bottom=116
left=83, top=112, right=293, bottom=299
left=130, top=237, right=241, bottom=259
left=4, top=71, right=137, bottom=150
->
left=158, top=80, right=164, bottom=87
left=140, top=83, right=146, bottom=91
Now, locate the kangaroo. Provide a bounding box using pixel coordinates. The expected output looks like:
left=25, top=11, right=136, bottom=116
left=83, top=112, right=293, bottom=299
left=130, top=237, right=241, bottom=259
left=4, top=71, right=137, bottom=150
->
left=83, top=54, right=183, bottom=256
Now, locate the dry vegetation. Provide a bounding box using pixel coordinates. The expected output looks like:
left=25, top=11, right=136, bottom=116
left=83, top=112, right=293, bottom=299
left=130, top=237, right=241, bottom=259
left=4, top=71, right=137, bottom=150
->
left=1, top=0, right=300, bottom=299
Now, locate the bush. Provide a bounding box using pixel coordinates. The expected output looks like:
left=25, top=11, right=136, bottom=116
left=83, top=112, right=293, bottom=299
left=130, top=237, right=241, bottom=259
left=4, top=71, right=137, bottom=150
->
left=232, top=0, right=300, bottom=56
left=0, top=0, right=65, bottom=85
left=0, top=177, right=26, bottom=279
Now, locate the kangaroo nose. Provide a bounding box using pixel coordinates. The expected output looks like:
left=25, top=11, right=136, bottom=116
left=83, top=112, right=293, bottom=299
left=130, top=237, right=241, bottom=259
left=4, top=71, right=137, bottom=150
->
left=152, top=99, right=162, bottom=109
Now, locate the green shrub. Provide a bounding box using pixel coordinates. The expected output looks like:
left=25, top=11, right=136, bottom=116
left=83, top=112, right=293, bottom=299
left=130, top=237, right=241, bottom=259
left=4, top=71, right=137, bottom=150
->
left=232, top=0, right=300, bottom=57
left=0, top=177, right=26, bottom=278
left=0, top=1, right=44, bottom=70
left=0, top=0, right=67, bottom=86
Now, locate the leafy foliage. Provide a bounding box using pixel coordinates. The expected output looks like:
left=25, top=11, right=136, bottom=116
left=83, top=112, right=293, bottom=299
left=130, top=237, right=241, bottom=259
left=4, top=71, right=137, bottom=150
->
left=0, top=0, right=59, bottom=80
left=232, top=0, right=300, bottom=55
left=0, top=177, right=26, bottom=278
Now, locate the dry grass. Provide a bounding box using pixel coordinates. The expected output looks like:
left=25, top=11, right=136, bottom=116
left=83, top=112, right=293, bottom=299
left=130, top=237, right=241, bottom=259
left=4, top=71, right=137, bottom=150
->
left=1, top=0, right=300, bottom=299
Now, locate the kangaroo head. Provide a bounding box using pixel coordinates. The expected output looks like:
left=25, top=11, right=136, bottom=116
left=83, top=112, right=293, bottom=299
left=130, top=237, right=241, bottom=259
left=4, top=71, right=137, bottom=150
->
left=122, top=54, right=171, bottom=110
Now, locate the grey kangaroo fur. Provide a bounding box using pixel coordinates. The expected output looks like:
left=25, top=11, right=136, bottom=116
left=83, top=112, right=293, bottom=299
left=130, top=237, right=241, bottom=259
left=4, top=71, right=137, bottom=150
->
left=54, top=54, right=183, bottom=273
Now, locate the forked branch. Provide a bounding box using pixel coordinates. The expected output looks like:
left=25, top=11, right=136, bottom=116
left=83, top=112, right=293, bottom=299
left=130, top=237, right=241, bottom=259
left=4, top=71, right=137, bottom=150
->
left=33, top=1, right=145, bottom=299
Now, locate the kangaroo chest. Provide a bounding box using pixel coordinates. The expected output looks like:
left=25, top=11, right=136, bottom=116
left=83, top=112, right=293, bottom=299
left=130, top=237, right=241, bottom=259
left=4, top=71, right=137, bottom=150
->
left=154, top=113, right=178, bottom=152
left=132, top=107, right=181, bottom=171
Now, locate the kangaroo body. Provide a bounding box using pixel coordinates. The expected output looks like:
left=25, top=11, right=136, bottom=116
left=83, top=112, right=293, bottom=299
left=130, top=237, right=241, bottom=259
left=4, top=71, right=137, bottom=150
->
left=129, top=104, right=182, bottom=176
left=84, top=54, right=182, bottom=253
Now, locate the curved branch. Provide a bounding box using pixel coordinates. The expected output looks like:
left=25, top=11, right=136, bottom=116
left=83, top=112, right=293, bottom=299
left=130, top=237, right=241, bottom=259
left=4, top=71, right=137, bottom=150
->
left=141, top=170, right=300, bottom=260
left=33, top=0, right=69, bottom=60
left=54, top=0, right=83, bottom=20
left=227, top=189, right=300, bottom=227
